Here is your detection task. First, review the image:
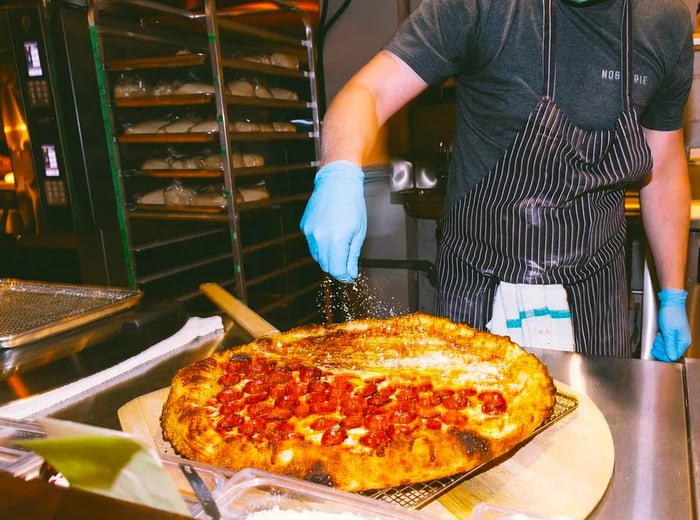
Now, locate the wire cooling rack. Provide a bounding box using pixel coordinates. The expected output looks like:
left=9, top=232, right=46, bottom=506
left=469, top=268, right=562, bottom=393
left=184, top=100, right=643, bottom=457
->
left=360, top=391, right=579, bottom=509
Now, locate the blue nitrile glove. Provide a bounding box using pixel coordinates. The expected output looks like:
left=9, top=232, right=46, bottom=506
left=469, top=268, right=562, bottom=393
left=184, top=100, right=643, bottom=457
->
left=300, top=161, right=366, bottom=283
left=651, top=289, right=692, bottom=362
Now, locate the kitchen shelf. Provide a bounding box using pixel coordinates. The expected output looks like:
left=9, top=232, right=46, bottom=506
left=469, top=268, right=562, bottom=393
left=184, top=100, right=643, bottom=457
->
left=136, top=251, right=234, bottom=285
left=245, top=257, right=316, bottom=289
left=130, top=169, right=224, bottom=179
left=117, top=133, right=219, bottom=144
left=131, top=227, right=228, bottom=253
left=220, top=58, right=308, bottom=79
left=126, top=161, right=315, bottom=179
left=106, top=53, right=208, bottom=71
left=89, top=0, right=323, bottom=329
left=241, top=231, right=304, bottom=255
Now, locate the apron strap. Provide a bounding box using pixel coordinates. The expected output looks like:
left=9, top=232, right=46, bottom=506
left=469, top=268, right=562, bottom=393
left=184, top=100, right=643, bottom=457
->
left=543, top=0, right=632, bottom=109
left=543, top=0, right=556, bottom=100
left=621, top=0, right=632, bottom=110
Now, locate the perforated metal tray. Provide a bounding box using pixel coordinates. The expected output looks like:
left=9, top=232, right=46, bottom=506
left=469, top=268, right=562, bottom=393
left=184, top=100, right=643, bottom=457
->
left=0, top=279, right=141, bottom=348
left=361, top=391, right=579, bottom=510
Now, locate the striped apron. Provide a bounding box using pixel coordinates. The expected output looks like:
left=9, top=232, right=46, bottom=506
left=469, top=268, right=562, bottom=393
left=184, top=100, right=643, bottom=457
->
left=436, top=0, right=652, bottom=357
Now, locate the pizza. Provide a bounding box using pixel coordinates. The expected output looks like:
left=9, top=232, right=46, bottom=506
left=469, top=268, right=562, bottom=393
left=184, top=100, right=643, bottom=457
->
left=160, top=313, right=556, bottom=492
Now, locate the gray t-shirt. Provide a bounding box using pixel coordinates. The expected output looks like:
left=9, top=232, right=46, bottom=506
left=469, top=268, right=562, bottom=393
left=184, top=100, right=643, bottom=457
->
left=384, top=0, right=694, bottom=208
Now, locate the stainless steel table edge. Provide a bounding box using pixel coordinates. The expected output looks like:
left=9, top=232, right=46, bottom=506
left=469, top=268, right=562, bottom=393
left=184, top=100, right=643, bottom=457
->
left=684, top=358, right=700, bottom=519
left=527, top=348, right=694, bottom=520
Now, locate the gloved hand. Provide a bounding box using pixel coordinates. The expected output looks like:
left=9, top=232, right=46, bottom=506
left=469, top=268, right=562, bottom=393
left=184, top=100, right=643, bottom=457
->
left=300, top=161, right=366, bottom=283
left=651, top=288, right=692, bottom=362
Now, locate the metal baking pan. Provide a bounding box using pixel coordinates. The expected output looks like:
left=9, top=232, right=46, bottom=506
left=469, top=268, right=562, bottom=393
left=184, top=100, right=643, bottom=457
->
left=0, top=279, right=141, bottom=349
left=360, top=390, right=579, bottom=510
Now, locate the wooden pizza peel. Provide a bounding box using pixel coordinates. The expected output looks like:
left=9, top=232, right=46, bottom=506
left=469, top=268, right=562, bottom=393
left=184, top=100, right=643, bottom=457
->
left=117, top=381, right=613, bottom=520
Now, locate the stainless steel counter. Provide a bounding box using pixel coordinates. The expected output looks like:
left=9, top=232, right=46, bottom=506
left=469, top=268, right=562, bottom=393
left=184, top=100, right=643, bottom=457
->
left=529, top=348, right=694, bottom=519
left=686, top=358, right=700, bottom=518
left=2, top=324, right=697, bottom=519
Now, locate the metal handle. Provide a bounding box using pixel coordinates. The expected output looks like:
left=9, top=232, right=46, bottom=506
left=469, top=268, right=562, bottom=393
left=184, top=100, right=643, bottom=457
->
left=180, top=463, right=221, bottom=520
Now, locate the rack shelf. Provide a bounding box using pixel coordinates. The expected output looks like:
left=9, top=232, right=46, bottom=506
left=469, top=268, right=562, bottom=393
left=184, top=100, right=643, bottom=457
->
left=90, top=0, right=323, bottom=328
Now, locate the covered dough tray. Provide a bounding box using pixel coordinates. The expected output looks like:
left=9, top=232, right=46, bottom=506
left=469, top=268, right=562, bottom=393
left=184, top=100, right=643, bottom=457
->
left=0, top=279, right=141, bottom=348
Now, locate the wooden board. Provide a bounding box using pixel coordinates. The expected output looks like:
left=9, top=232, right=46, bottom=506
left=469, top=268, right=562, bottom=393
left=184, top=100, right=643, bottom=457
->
left=118, top=381, right=613, bottom=520
left=426, top=381, right=614, bottom=520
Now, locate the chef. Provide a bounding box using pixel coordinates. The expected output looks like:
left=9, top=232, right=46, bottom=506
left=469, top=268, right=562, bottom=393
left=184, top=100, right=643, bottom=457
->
left=301, top=0, right=693, bottom=360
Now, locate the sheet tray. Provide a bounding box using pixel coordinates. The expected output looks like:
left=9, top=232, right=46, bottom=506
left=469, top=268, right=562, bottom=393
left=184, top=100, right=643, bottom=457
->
left=0, top=279, right=141, bottom=348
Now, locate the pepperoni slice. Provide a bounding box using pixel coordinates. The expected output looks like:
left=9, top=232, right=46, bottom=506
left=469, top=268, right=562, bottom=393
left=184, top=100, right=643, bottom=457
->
left=299, top=366, right=323, bottom=382
left=220, top=401, right=244, bottom=415
left=442, top=392, right=471, bottom=410
left=419, top=394, right=442, bottom=408
left=294, top=402, right=311, bottom=418
left=354, top=383, right=378, bottom=397
left=239, top=417, right=267, bottom=437
left=244, top=392, right=269, bottom=404
left=217, top=373, right=241, bottom=386
left=390, top=409, right=417, bottom=424
left=479, top=391, right=507, bottom=415
left=366, top=394, right=391, bottom=407
left=226, top=355, right=252, bottom=375
left=340, top=414, right=364, bottom=429
left=310, top=417, right=341, bottom=431
left=247, top=402, right=273, bottom=417
left=340, top=395, right=367, bottom=415
left=269, top=407, right=293, bottom=421
left=306, top=390, right=329, bottom=405
left=243, top=378, right=267, bottom=394
left=267, top=367, right=293, bottom=386
left=310, top=401, right=337, bottom=414
left=393, top=400, right=416, bottom=414
left=307, top=380, right=330, bottom=393
left=388, top=423, right=418, bottom=438
left=321, top=425, right=348, bottom=446
left=274, top=393, right=299, bottom=410
left=442, top=411, right=469, bottom=428
left=395, top=387, right=419, bottom=401
left=376, top=385, right=397, bottom=399
left=415, top=381, right=434, bottom=393
left=328, top=378, right=356, bottom=397
left=216, top=387, right=242, bottom=403
left=416, top=404, right=440, bottom=419
left=283, top=381, right=308, bottom=399
left=250, top=358, right=275, bottom=376
left=425, top=418, right=442, bottom=430
left=216, top=414, right=244, bottom=431
left=359, top=430, right=389, bottom=449
left=365, top=412, right=391, bottom=431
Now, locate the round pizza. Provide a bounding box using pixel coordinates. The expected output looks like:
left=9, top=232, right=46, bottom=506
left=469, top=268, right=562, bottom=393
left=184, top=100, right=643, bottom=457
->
left=160, top=313, right=556, bottom=491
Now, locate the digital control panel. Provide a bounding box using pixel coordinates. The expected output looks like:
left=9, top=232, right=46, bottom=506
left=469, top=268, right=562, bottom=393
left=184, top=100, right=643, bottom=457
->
left=10, top=8, right=70, bottom=227
left=23, top=41, right=50, bottom=107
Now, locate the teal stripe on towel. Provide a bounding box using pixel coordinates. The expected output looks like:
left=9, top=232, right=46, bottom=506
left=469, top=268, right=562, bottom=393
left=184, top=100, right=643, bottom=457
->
left=519, top=308, right=549, bottom=319
left=550, top=310, right=572, bottom=319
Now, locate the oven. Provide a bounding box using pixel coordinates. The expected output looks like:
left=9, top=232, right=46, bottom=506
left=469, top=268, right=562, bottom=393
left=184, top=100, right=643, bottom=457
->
left=0, top=0, right=128, bottom=286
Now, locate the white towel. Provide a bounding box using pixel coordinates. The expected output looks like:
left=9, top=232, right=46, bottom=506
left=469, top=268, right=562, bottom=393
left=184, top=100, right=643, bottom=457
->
left=487, top=282, right=575, bottom=351
left=0, top=315, right=223, bottom=420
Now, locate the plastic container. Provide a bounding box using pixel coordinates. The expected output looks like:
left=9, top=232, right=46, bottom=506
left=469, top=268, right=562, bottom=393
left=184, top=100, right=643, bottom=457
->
left=470, top=502, right=572, bottom=520
left=160, top=455, right=229, bottom=509
left=191, top=467, right=438, bottom=520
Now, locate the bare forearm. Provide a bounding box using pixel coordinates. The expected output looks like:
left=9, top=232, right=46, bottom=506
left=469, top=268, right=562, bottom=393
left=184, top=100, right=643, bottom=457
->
left=319, top=51, right=429, bottom=167
left=320, top=83, right=381, bottom=166
left=640, top=129, right=691, bottom=290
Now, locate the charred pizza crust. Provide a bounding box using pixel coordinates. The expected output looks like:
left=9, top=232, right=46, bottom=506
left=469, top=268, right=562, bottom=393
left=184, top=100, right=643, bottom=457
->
left=160, top=313, right=556, bottom=491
